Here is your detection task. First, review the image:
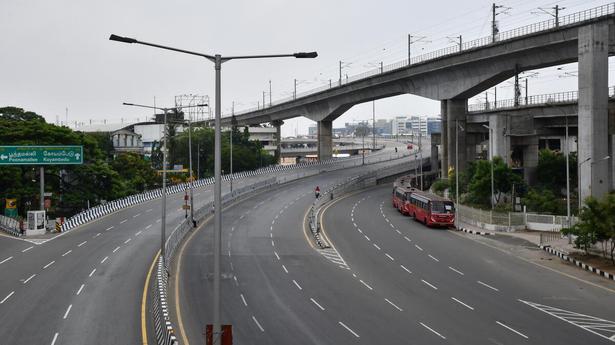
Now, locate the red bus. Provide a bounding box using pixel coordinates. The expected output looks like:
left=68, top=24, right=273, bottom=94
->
left=392, top=185, right=414, bottom=215
left=406, top=190, right=455, bottom=227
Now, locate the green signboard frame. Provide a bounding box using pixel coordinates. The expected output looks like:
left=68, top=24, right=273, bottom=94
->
left=0, top=146, right=84, bottom=165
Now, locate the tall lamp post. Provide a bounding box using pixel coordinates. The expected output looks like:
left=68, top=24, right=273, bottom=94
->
left=482, top=124, right=495, bottom=209
left=121, top=102, right=205, bottom=260
left=110, top=34, right=317, bottom=341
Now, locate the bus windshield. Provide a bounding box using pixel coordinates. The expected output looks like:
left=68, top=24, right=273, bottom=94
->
left=431, top=201, right=454, bottom=214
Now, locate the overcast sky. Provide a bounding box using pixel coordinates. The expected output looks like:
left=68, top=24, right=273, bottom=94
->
left=1, top=0, right=613, bottom=137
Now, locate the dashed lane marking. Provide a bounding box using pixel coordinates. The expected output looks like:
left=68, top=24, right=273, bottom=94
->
left=88, top=269, right=96, bottom=277
left=23, top=274, right=36, bottom=284
left=496, top=321, right=529, bottom=339
left=448, top=266, right=464, bottom=275
left=415, top=244, right=423, bottom=251
left=77, top=241, right=87, bottom=247
left=252, top=316, right=265, bottom=332
left=240, top=294, right=248, bottom=307
left=400, top=265, right=412, bottom=274
left=274, top=252, right=280, bottom=260
left=113, top=246, right=120, bottom=253
left=105, top=226, right=114, bottom=231
left=292, top=280, right=303, bottom=290
left=282, top=265, right=288, bottom=274
left=477, top=280, right=499, bottom=292
left=63, top=304, right=72, bottom=319
left=76, top=284, right=85, bottom=295
left=360, top=280, right=373, bottom=291
left=22, top=246, right=34, bottom=253
left=339, top=321, right=360, bottom=338
left=50, top=332, right=59, bottom=345
left=100, top=256, right=109, bottom=264
left=62, top=250, right=72, bottom=257
left=421, top=279, right=438, bottom=290
left=385, top=253, right=395, bottom=261
left=310, top=298, right=325, bottom=311
left=43, top=261, right=55, bottom=269
left=420, top=322, right=446, bottom=339
left=0, top=256, right=13, bottom=265
left=385, top=298, right=403, bottom=311
left=124, top=238, right=131, bottom=244
left=1, top=291, right=14, bottom=304
left=428, top=254, right=439, bottom=262
left=373, top=244, right=381, bottom=250
left=451, top=297, right=474, bottom=310
left=120, top=219, right=127, bottom=224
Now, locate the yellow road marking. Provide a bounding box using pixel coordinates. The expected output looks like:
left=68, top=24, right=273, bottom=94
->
left=142, top=250, right=160, bottom=345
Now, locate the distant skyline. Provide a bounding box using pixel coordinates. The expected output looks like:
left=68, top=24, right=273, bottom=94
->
left=1, top=0, right=613, bottom=137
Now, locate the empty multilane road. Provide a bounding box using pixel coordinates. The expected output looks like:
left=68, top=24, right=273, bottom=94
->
left=175, top=179, right=615, bottom=344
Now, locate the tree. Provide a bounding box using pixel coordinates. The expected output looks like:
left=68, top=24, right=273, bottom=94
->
left=0, top=107, right=46, bottom=122
left=536, top=149, right=577, bottom=196
left=523, top=188, right=564, bottom=215
left=465, top=157, right=524, bottom=208
left=111, top=153, right=159, bottom=193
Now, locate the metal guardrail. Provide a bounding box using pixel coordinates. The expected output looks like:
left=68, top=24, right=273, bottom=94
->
left=467, top=86, right=615, bottom=113
left=228, top=3, right=615, bottom=117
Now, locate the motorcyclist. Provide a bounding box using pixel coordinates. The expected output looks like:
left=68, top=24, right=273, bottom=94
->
left=315, top=186, right=320, bottom=198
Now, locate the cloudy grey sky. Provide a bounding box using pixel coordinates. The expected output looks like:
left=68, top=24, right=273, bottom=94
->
left=1, top=0, right=613, bottom=136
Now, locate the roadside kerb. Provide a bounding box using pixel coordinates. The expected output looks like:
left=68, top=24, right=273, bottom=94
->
left=540, top=245, right=615, bottom=282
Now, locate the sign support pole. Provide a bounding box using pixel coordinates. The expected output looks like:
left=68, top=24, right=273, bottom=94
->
left=39, top=167, right=45, bottom=211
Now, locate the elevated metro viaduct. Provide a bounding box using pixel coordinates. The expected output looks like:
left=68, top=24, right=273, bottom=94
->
left=210, top=7, right=615, bottom=201
left=429, top=95, right=615, bottom=196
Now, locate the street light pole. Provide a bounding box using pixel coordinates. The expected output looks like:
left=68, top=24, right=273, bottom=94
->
left=188, top=112, right=195, bottom=224
left=110, top=34, right=317, bottom=342
left=482, top=124, right=495, bottom=209
left=372, top=101, right=376, bottom=151
left=121, top=101, right=205, bottom=263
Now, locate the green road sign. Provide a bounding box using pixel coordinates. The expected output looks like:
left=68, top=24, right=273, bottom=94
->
left=0, top=146, right=83, bottom=165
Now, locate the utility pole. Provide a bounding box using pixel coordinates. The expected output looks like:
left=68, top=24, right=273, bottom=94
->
left=491, top=3, right=510, bottom=42
left=525, top=78, right=528, bottom=105
left=262, top=91, right=266, bottom=109
left=294, top=78, right=297, bottom=100
left=408, top=34, right=430, bottom=64
left=534, top=5, right=565, bottom=28
left=372, top=101, right=376, bottom=150
left=269, top=80, right=272, bottom=106
left=339, top=61, right=342, bottom=86
left=514, top=65, right=520, bottom=107
left=447, top=35, right=462, bottom=52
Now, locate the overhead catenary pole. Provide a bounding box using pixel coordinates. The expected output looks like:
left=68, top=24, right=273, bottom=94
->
left=372, top=101, right=376, bottom=150
left=269, top=80, right=272, bottom=106
left=40, top=167, right=45, bottom=211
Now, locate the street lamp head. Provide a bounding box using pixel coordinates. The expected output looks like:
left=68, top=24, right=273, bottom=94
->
left=294, top=52, right=318, bottom=58
left=122, top=102, right=136, bottom=106
left=109, top=34, right=137, bottom=44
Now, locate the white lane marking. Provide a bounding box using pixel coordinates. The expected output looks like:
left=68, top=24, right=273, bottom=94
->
left=400, top=265, right=412, bottom=274
left=22, top=246, right=34, bottom=253
left=100, top=256, right=109, bottom=264
left=240, top=294, right=248, bottom=307
left=156, top=219, right=161, bottom=223
left=270, top=233, right=273, bottom=238
left=63, top=304, right=72, bottom=319
left=385, top=253, right=395, bottom=261
left=23, top=274, right=36, bottom=284
left=395, top=229, right=402, bottom=234
left=448, top=266, right=464, bottom=275
left=1, top=291, right=15, bottom=304
left=477, top=280, right=499, bottom=291
left=385, top=298, right=403, bottom=311
left=415, top=244, right=423, bottom=251
left=274, top=252, right=280, bottom=260
left=404, top=236, right=411, bottom=242
left=252, top=316, right=265, bottom=332
left=338, top=321, right=360, bottom=338
left=420, top=322, right=446, bottom=339
left=428, top=254, right=439, bottom=262
left=352, top=222, right=357, bottom=227
left=145, top=224, right=152, bottom=230
left=88, top=269, right=96, bottom=277
left=133, top=213, right=141, bottom=218
left=105, top=226, right=114, bottom=231
left=359, top=280, right=373, bottom=290
left=519, top=299, right=615, bottom=342
left=310, top=298, right=325, bottom=311
left=77, top=241, right=87, bottom=247
left=230, top=262, right=234, bottom=271
left=282, top=265, right=288, bottom=274
left=124, top=238, right=131, bottom=244
left=421, top=279, right=438, bottom=290
left=227, top=250, right=231, bottom=257
left=373, top=244, right=381, bottom=250
left=120, top=219, right=127, bottom=224
left=146, top=208, right=153, bottom=212
left=76, top=284, right=85, bottom=295
left=0, top=256, right=13, bottom=265
left=271, top=240, right=275, bottom=247
left=93, top=233, right=101, bottom=238
left=496, top=321, right=529, bottom=339
left=50, top=332, right=59, bottom=345
left=233, top=276, right=238, bottom=286
left=135, top=230, right=143, bottom=236
left=451, top=297, right=475, bottom=310
left=43, top=261, right=55, bottom=269
left=292, top=280, right=303, bottom=290
left=357, top=228, right=363, bottom=233
left=62, top=250, right=72, bottom=257
left=113, top=246, right=120, bottom=253
left=364, top=235, right=370, bottom=241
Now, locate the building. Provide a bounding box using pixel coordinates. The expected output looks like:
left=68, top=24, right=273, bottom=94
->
left=392, top=116, right=408, bottom=136
left=244, top=126, right=278, bottom=156
left=110, top=129, right=144, bottom=155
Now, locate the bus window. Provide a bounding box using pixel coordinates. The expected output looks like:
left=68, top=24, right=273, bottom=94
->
left=431, top=201, right=454, bottom=214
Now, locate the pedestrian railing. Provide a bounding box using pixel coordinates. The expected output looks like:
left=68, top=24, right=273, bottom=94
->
left=0, top=214, right=21, bottom=237
left=457, top=204, right=577, bottom=232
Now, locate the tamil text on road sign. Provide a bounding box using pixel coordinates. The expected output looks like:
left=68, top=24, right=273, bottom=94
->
left=0, top=146, right=83, bottom=165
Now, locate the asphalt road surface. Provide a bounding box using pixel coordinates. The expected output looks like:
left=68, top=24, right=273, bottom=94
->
left=175, top=179, right=615, bottom=344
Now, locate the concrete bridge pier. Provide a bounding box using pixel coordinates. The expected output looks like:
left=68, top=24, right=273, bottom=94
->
left=440, top=100, right=448, bottom=178
left=446, top=98, right=467, bottom=177
left=317, top=120, right=333, bottom=161
left=489, top=113, right=510, bottom=164
left=578, top=22, right=611, bottom=203
left=272, top=120, right=284, bottom=163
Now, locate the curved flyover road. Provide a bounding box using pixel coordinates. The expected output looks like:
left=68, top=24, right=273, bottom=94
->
left=175, top=175, right=615, bottom=344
